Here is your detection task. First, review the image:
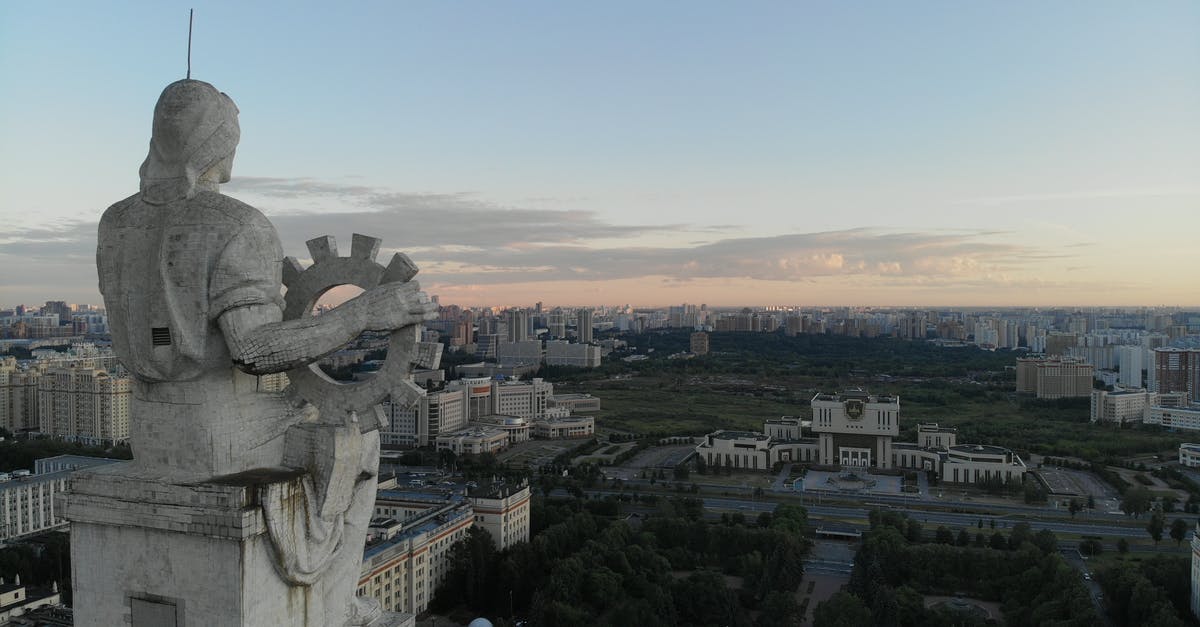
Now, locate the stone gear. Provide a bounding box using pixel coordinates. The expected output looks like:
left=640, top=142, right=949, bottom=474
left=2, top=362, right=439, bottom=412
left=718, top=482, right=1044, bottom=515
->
left=281, top=233, right=441, bottom=431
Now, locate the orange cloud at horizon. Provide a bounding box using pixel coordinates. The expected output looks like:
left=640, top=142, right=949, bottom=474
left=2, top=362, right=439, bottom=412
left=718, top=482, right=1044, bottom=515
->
left=417, top=275, right=1200, bottom=309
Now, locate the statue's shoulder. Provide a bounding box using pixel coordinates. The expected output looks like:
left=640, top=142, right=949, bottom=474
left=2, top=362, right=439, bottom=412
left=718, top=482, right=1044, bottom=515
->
left=99, top=193, right=144, bottom=228
left=98, top=192, right=275, bottom=235
left=192, top=191, right=274, bottom=228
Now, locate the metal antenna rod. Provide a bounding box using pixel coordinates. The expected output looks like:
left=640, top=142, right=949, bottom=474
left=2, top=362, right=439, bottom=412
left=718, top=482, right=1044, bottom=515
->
left=187, top=9, right=194, bottom=79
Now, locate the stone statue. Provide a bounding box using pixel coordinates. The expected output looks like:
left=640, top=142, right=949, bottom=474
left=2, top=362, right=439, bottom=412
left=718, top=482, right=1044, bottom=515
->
left=81, top=78, right=436, bottom=626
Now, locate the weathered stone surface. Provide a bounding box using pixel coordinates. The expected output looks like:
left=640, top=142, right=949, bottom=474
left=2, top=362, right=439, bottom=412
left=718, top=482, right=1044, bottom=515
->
left=68, top=78, right=439, bottom=626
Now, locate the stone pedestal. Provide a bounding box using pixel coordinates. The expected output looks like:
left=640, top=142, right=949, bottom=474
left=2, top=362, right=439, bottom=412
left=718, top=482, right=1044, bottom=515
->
left=61, top=462, right=407, bottom=627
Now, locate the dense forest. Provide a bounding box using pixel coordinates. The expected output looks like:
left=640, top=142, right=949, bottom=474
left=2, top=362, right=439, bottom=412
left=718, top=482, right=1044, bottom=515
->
left=813, top=509, right=1102, bottom=627
left=431, top=496, right=811, bottom=626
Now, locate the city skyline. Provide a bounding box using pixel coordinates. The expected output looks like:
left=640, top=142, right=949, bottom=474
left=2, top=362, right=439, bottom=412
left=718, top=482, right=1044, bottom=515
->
left=2, top=2, right=1198, bottom=307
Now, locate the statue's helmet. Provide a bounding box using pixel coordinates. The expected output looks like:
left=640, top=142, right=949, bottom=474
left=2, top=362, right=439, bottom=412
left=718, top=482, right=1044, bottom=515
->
left=139, top=79, right=240, bottom=205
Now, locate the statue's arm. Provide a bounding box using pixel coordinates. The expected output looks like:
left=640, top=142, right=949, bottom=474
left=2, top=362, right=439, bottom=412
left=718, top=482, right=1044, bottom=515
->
left=218, top=282, right=437, bottom=375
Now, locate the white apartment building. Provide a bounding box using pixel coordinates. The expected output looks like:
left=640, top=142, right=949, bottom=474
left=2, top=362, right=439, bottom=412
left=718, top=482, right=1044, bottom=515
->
left=381, top=389, right=468, bottom=448
left=382, top=377, right=554, bottom=447
left=1145, top=405, right=1200, bottom=431
left=577, top=309, right=594, bottom=344
left=544, top=341, right=601, bottom=368
left=358, top=481, right=531, bottom=615
left=490, top=379, right=552, bottom=421
left=467, top=484, right=532, bottom=551
left=1090, top=389, right=1156, bottom=424
left=1179, top=444, right=1200, bottom=468
left=0, top=456, right=119, bottom=541
left=0, top=359, right=39, bottom=433
left=496, top=340, right=542, bottom=367
left=1016, top=357, right=1094, bottom=399
left=1117, top=345, right=1145, bottom=388
left=36, top=366, right=131, bottom=444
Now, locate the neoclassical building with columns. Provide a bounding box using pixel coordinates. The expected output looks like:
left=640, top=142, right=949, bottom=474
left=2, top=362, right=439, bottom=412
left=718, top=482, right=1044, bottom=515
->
left=695, top=388, right=1027, bottom=485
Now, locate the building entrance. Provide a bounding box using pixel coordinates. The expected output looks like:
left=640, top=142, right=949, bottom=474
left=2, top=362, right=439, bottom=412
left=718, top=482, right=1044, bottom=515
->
left=838, top=447, right=872, bottom=468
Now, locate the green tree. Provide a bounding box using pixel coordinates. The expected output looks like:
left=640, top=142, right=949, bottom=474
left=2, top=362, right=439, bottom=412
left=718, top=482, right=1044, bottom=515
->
left=1117, top=537, right=1130, bottom=554
left=1122, top=487, right=1152, bottom=518
left=989, top=531, right=1008, bottom=550
left=1008, top=522, right=1033, bottom=550
left=756, top=591, right=802, bottom=627
left=1169, top=518, right=1189, bottom=546
left=813, top=592, right=873, bottom=627
left=934, top=526, right=954, bottom=545
left=1032, top=529, right=1058, bottom=554
left=1147, top=512, right=1165, bottom=545
left=1068, top=498, right=1081, bottom=517
left=904, top=519, right=923, bottom=543
left=955, top=528, right=971, bottom=547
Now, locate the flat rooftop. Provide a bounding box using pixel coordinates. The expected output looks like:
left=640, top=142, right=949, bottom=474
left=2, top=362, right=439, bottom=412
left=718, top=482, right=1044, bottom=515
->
left=949, top=444, right=1010, bottom=456
left=712, top=431, right=769, bottom=441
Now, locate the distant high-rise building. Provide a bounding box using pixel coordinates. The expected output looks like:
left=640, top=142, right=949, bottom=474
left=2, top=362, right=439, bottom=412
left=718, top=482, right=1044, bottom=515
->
left=1016, top=357, right=1093, bottom=399
left=690, top=332, right=710, bottom=356
left=1154, top=348, right=1200, bottom=402
left=544, top=341, right=601, bottom=368
left=577, top=309, right=594, bottom=344
left=497, top=340, right=542, bottom=367
left=506, top=309, right=530, bottom=342
left=898, top=312, right=926, bottom=340
left=37, top=366, right=131, bottom=444
left=548, top=308, right=566, bottom=339
left=41, top=301, right=71, bottom=321
left=1117, top=345, right=1145, bottom=388
left=0, top=358, right=40, bottom=433
left=1044, top=333, right=1079, bottom=357
left=1090, top=389, right=1156, bottom=424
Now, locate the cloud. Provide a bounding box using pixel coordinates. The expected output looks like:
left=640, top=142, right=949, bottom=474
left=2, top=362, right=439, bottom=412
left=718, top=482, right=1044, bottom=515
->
left=962, top=187, right=1200, bottom=206
left=227, top=176, right=683, bottom=249
left=0, top=176, right=1074, bottom=302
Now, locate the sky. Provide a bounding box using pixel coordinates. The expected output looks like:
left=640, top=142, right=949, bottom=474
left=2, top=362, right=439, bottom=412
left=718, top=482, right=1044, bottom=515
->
left=1, top=1, right=1198, bottom=308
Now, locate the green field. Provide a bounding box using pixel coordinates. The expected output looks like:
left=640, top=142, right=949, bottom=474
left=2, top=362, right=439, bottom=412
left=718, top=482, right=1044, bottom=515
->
left=554, top=331, right=1194, bottom=462
left=580, top=378, right=802, bottom=435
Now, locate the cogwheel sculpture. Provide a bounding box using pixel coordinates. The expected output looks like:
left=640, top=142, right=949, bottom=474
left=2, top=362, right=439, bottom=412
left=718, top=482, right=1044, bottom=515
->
left=281, top=233, right=442, bottom=431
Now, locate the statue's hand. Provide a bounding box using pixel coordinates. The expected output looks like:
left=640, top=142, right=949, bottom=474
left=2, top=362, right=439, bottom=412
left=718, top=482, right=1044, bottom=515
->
left=351, top=281, right=438, bottom=332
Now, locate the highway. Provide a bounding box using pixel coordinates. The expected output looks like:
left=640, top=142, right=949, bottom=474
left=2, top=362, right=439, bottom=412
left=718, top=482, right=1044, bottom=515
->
left=697, top=495, right=1151, bottom=537
left=584, top=489, right=1190, bottom=544
left=602, top=475, right=1193, bottom=532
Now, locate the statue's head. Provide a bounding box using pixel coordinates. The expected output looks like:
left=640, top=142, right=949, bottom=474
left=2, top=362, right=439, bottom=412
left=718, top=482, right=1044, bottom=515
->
left=139, top=79, right=240, bottom=205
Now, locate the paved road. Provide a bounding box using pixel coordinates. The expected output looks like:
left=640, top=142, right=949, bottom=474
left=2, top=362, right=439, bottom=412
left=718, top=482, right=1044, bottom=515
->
left=1060, top=547, right=1114, bottom=627
left=804, top=558, right=854, bottom=576
left=584, top=490, right=1188, bottom=542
